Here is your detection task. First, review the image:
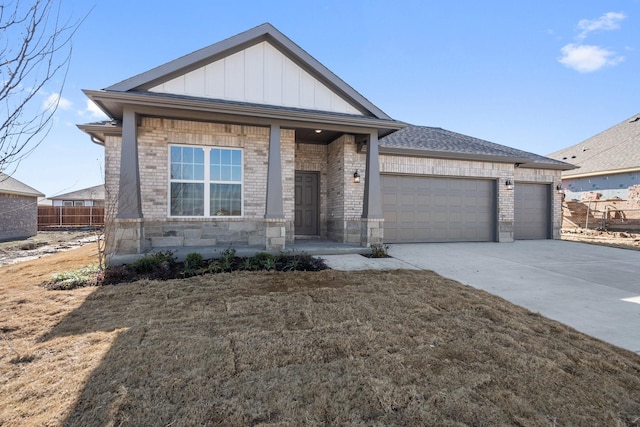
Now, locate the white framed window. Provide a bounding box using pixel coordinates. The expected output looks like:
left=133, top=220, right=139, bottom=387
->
left=169, top=145, right=243, bottom=217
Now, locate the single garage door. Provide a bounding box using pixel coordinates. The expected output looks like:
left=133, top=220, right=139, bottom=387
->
left=515, top=183, right=550, bottom=240
left=381, top=175, right=496, bottom=243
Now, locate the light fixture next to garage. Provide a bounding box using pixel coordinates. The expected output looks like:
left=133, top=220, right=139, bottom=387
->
left=353, top=170, right=361, bottom=183
left=505, top=179, right=514, bottom=190
left=556, top=183, right=564, bottom=194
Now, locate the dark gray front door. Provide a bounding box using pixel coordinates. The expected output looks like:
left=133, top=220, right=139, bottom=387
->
left=515, top=183, right=550, bottom=239
left=295, top=171, right=319, bottom=235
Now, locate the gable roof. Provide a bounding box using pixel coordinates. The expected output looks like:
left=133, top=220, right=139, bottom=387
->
left=547, top=113, right=640, bottom=177
left=49, top=184, right=105, bottom=201
left=101, top=23, right=392, bottom=120
left=380, top=126, right=575, bottom=170
left=0, top=173, right=45, bottom=197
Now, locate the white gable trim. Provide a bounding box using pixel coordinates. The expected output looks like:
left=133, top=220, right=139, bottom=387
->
left=149, top=41, right=363, bottom=116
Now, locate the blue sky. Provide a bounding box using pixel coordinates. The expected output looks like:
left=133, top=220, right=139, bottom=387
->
left=9, top=0, right=640, bottom=197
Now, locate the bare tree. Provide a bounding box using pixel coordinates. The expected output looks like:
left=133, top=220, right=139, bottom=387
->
left=0, top=0, right=84, bottom=175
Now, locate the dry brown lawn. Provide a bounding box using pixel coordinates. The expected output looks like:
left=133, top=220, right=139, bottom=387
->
left=1, top=245, right=640, bottom=426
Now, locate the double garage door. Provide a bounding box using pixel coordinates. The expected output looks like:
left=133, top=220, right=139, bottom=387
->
left=381, top=175, right=496, bottom=243
left=381, top=175, right=550, bottom=243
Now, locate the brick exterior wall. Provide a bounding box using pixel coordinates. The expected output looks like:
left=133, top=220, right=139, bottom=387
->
left=0, top=194, right=38, bottom=241
left=380, top=155, right=516, bottom=241
left=326, top=134, right=368, bottom=243
left=103, top=116, right=563, bottom=257
left=379, top=155, right=562, bottom=242
left=105, top=118, right=295, bottom=254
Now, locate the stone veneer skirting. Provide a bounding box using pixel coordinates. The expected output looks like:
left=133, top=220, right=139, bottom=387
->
left=111, top=218, right=295, bottom=255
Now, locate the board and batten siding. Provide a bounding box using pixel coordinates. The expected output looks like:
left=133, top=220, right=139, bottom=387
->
left=150, top=41, right=362, bottom=115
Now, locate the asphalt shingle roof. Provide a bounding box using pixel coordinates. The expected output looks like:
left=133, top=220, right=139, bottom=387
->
left=49, top=184, right=105, bottom=201
left=380, top=126, right=573, bottom=169
left=0, top=173, right=44, bottom=197
left=547, top=113, right=640, bottom=177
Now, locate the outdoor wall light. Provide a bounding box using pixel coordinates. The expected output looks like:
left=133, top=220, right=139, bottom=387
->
left=505, top=179, right=514, bottom=190
left=556, top=183, right=564, bottom=194
left=353, top=170, right=361, bottom=183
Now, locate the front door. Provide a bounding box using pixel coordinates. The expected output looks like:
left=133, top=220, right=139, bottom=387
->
left=295, top=171, right=319, bottom=235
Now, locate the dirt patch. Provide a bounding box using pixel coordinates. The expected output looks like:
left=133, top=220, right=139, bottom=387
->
left=561, top=228, right=640, bottom=251
left=1, top=247, right=640, bottom=426
left=0, top=231, right=97, bottom=267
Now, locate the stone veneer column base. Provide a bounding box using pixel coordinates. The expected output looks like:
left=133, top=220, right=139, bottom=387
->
left=360, top=218, right=384, bottom=247
left=265, top=219, right=287, bottom=250
left=110, top=219, right=147, bottom=259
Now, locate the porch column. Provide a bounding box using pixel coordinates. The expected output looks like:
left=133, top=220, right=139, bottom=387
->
left=361, top=131, right=384, bottom=247
left=265, top=124, right=284, bottom=219
left=362, top=132, right=383, bottom=219
left=117, top=108, right=142, bottom=219
left=264, top=124, right=286, bottom=250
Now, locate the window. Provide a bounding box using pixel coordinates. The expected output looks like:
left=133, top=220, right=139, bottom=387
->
left=169, top=145, right=243, bottom=217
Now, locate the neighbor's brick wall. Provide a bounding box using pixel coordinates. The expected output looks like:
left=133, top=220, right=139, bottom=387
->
left=0, top=194, right=38, bottom=241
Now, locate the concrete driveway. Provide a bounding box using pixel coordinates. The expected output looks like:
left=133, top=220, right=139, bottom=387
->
left=385, top=240, right=640, bottom=354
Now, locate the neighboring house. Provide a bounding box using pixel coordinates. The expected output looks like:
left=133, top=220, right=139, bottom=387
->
left=46, top=184, right=105, bottom=207
left=77, top=23, right=573, bottom=260
left=547, top=114, right=640, bottom=201
left=547, top=114, right=640, bottom=231
left=0, top=173, right=45, bottom=241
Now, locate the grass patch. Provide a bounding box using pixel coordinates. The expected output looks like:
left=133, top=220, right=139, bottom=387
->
left=3, top=268, right=639, bottom=425
left=43, top=265, right=101, bottom=290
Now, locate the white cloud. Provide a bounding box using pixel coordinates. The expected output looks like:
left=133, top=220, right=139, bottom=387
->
left=81, top=99, right=109, bottom=120
left=558, top=12, right=628, bottom=73
left=577, top=12, right=626, bottom=40
left=42, top=92, right=72, bottom=111
left=558, top=43, right=624, bottom=73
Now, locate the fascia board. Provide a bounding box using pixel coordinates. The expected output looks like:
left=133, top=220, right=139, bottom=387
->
left=379, top=146, right=532, bottom=165
left=83, top=90, right=404, bottom=131
left=563, top=166, right=640, bottom=179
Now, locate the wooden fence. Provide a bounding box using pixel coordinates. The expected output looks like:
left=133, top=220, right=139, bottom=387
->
left=38, top=206, right=105, bottom=228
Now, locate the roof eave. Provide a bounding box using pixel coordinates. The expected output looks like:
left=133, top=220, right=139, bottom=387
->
left=379, top=146, right=532, bottom=164
left=83, top=90, right=404, bottom=133
left=562, top=166, right=640, bottom=179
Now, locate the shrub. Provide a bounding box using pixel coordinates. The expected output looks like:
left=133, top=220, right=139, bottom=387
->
left=131, top=251, right=176, bottom=274
left=184, top=252, right=203, bottom=276
left=251, top=252, right=276, bottom=270
left=370, top=243, right=390, bottom=258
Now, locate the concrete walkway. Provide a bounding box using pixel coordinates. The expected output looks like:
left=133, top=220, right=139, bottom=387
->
left=323, top=240, right=640, bottom=354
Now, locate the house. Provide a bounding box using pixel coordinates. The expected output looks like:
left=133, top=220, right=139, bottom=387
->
left=0, top=173, right=45, bottom=241
left=44, top=184, right=105, bottom=207
left=78, top=23, right=573, bottom=260
left=547, top=114, right=640, bottom=201
left=547, top=113, right=640, bottom=231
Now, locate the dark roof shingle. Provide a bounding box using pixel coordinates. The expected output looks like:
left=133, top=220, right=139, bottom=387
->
left=547, top=113, right=640, bottom=177
left=380, top=126, right=574, bottom=169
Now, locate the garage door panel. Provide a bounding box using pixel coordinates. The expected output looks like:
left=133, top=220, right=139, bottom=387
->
left=382, top=175, right=495, bottom=243
left=515, top=183, right=549, bottom=240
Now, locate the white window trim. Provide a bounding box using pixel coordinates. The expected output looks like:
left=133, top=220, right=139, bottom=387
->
left=167, top=144, right=244, bottom=218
